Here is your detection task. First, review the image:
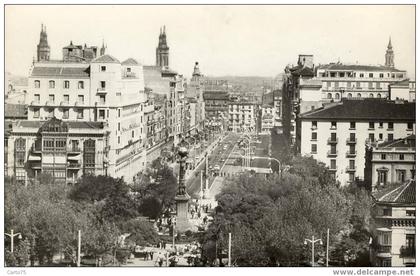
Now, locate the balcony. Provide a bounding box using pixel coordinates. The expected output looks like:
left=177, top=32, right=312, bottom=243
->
left=377, top=245, right=392, bottom=254
left=95, top=101, right=106, bottom=106
left=31, top=143, right=42, bottom=153
left=31, top=100, right=42, bottom=106
left=346, top=138, right=357, bottom=144
left=327, top=150, right=338, bottom=157
left=30, top=162, right=42, bottom=169
left=124, top=71, right=137, bottom=78
left=46, top=100, right=55, bottom=106
left=346, top=151, right=357, bottom=158
left=400, top=246, right=415, bottom=258
left=97, top=87, right=107, bottom=94
left=60, top=101, right=70, bottom=106
left=75, top=101, right=85, bottom=106
left=346, top=166, right=357, bottom=172
left=327, top=137, right=338, bottom=144
left=329, top=167, right=337, bottom=171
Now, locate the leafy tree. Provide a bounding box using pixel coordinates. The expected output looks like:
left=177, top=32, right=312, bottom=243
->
left=120, top=219, right=159, bottom=246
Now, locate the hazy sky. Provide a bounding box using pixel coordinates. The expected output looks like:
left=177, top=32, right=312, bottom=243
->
left=5, top=5, right=415, bottom=78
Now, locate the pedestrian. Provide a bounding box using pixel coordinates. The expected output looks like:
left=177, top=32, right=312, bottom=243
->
left=144, top=251, right=147, bottom=261
left=150, top=251, right=154, bottom=260
left=195, top=205, right=198, bottom=212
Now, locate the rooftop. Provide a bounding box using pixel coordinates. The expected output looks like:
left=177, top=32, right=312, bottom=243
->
left=317, top=63, right=405, bottom=73
left=91, top=54, right=120, bottom=64
left=378, top=134, right=416, bottom=148
left=373, top=180, right=415, bottom=205
left=300, top=99, right=415, bottom=121
left=31, top=66, right=90, bottom=78
left=122, top=58, right=141, bottom=66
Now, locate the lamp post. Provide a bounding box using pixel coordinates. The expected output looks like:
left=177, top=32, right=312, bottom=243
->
left=5, top=229, right=22, bottom=253
left=304, top=236, right=323, bottom=267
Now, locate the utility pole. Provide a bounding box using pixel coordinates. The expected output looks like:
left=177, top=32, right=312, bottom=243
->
left=326, top=229, right=330, bottom=267
left=77, top=230, right=81, bottom=267
left=228, top=232, right=232, bottom=267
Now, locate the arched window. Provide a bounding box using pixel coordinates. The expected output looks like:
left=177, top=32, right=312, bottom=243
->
left=369, top=93, right=374, bottom=98
left=377, top=93, right=381, bottom=98
left=327, top=93, right=332, bottom=99
left=347, top=93, right=352, bottom=98
left=34, top=80, right=40, bottom=88
left=335, top=93, right=340, bottom=99
left=357, top=93, right=362, bottom=98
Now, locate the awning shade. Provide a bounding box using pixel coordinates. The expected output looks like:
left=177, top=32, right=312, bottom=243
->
left=28, top=155, right=41, bottom=161
left=67, top=154, right=81, bottom=161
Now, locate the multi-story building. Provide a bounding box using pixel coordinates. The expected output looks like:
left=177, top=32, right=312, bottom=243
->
left=6, top=25, right=148, bottom=184
left=370, top=179, right=415, bottom=267
left=365, top=135, right=415, bottom=191
left=389, top=79, right=416, bottom=102
left=273, top=89, right=282, bottom=128
left=260, top=104, right=275, bottom=134
left=203, top=84, right=230, bottom=130
left=298, top=99, right=415, bottom=185
left=228, top=101, right=257, bottom=132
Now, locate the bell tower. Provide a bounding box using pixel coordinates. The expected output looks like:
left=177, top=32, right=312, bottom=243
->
left=385, top=37, right=395, bottom=68
left=156, top=26, right=169, bottom=67
left=37, top=24, right=50, bottom=61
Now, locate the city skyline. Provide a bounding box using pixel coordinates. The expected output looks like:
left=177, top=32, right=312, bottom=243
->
left=6, top=5, right=415, bottom=78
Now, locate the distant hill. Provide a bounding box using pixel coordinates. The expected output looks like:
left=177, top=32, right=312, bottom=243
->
left=204, top=75, right=276, bottom=95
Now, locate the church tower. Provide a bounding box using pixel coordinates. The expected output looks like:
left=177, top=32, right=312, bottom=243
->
left=385, top=37, right=395, bottom=68
left=156, top=26, right=169, bottom=67
left=37, top=24, right=50, bottom=61
left=100, top=40, right=107, bottom=56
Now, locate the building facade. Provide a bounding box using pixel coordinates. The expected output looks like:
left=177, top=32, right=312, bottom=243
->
left=298, top=99, right=415, bottom=185
left=371, top=180, right=415, bottom=267
left=228, top=101, right=257, bottom=132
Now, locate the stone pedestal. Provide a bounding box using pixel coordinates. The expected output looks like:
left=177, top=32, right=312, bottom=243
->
left=175, top=193, right=193, bottom=233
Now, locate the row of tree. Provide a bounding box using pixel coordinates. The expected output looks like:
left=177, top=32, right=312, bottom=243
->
left=200, top=155, right=373, bottom=266
left=5, top=157, right=178, bottom=266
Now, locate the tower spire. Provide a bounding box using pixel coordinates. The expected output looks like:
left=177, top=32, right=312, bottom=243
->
left=37, top=23, right=50, bottom=61
left=385, top=36, right=395, bottom=68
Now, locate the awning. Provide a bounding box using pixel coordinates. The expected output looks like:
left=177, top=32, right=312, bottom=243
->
left=28, top=155, right=41, bottom=161
left=376, top=227, right=392, bottom=232
left=67, top=154, right=82, bottom=161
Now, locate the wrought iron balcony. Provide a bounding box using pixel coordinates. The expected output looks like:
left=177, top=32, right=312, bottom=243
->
left=346, top=151, right=357, bottom=157
left=327, top=137, right=338, bottom=144
left=346, top=138, right=357, bottom=144
left=327, top=150, right=338, bottom=157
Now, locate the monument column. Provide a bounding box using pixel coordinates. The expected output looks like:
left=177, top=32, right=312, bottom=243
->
left=174, top=145, right=192, bottom=232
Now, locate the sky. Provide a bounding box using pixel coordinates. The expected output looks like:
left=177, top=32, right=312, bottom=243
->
left=5, top=5, right=415, bottom=78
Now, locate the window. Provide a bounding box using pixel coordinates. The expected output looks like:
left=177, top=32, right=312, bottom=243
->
left=349, top=145, right=356, bottom=154
left=76, top=109, right=83, bottom=119
left=327, top=82, right=331, bottom=87
left=350, top=122, right=356, bottom=129
left=78, top=95, right=84, bottom=104
left=330, top=159, right=336, bottom=169
left=407, top=122, right=413, bottom=130
left=346, top=82, right=351, bottom=88
left=377, top=93, right=381, bottom=98
left=101, top=66, right=106, bottom=72
left=378, top=169, right=388, bottom=184
left=118, top=136, right=121, bottom=144
left=381, top=154, right=386, bottom=160
left=397, top=170, right=406, bottom=183
left=47, top=108, right=54, bottom=118
left=331, top=132, right=337, bottom=142
left=127, top=67, right=131, bottom=72
left=34, top=80, right=40, bottom=88
left=311, top=121, right=317, bottom=129
left=347, top=93, right=352, bottom=98
left=311, top=144, right=317, bottom=154
left=49, top=94, right=55, bottom=103
left=100, top=81, right=106, bottom=89
left=356, top=82, right=361, bottom=88
left=369, top=93, right=374, bottom=98
left=33, top=108, right=40, bottom=118
left=99, top=110, right=105, bottom=120
left=383, top=209, right=392, bottom=217
left=327, top=93, right=332, bottom=99
left=339, top=72, right=345, bottom=77
left=311, top=132, right=317, bottom=141
left=62, top=109, right=69, bottom=119
left=49, top=80, right=55, bottom=88
left=359, top=73, right=364, bottom=78
left=34, top=94, right=40, bottom=103
left=349, top=172, right=355, bottom=182
left=369, top=122, right=374, bottom=129
left=376, top=82, right=381, bottom=89
left=379, top=133, right=383, bottom=140
left=335, top=93, right=340, bottom=99
left=78, top=81, right=84, bottom=89
left=368, top=82, right=373, bottom=89
left=99, top=95, right=106, bottom=104
left=379, top=73, right=384, bottom=78
left=387, top=133, right=394, bottom=141
left=330, top=144, right=337, bottom=154
left=369, top=73, right=373, bottom=78
left=357, top=93, right=361, bottom=98
left=132, top=130, right=135, bottom=138
left=369, top=133, right=375, bottom=142
left=118, top=123, right=120, bottom=131
left=399, top=154, right=405, bottom=160
left=63, top=94, right=69, bottom=103
left=379, top=122, right=383, bottom=128
left=349, top=159, right=355, bottom=169
left=118, top=109, right=121, bottom=117
left=64, top=80, right=70, bottom=89
left=83, top=139, right=95, bottom=175
left=331, top=121, right=337, bottom=129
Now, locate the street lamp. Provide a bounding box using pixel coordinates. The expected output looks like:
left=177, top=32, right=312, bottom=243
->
left=5, top=229, right=22, bottom=253
left=304, top=235, right=323, bottom=267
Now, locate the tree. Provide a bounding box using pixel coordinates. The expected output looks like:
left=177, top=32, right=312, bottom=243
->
left=120, top=219, right=159, bottom=246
